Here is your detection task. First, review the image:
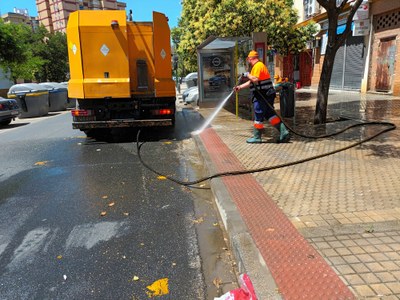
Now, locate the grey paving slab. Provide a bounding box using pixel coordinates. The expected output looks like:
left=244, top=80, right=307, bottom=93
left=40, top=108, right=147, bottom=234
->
left=184, top=84, right=400, bottom=299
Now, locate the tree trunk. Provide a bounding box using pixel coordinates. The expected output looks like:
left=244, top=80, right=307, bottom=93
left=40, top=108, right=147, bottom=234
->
left=314, top=0, right=364, bottom=124
left=314, top=46, right=336, bottom=124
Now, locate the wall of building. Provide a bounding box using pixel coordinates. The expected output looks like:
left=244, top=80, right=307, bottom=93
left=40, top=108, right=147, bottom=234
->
left=294, top=0, right=400, bottom=95
left=311, top=48, right=322, bottom=87
left=368, top=1, right=400, bottom=95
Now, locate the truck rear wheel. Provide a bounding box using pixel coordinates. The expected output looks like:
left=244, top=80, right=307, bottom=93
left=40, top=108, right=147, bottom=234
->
left=170, top=114, right=176, bottom=126
left=83, top=129, right=111, bottom=139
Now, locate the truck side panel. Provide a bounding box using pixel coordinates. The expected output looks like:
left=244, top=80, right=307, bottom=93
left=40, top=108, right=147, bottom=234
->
left=67, top=12, right=84, bottom=99
left=153, top=12, right=175, bottom=98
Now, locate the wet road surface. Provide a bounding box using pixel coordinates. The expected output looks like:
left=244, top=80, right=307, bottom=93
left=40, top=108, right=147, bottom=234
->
left=0, top=107, right=237, bottom=299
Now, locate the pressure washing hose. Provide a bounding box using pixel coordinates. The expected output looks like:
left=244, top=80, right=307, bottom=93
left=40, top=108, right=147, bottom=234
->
left=136, top=87, right=396, bottom=187
left=137, top=123, right=395, bottom=187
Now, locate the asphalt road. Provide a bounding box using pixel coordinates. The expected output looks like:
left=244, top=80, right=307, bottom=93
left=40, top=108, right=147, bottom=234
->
left=0, top=106, right=237, bottom=299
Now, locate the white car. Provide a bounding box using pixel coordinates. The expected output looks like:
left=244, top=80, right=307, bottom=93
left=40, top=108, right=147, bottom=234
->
left=183, top=72, right=198, bottom=87
left=184, top=87, right=199, bottom=104
left=182, top=86, right=197, bottom=102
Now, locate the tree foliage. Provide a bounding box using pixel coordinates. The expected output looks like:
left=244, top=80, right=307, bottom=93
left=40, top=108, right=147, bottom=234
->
left=0, top=22, right=68, bottom=83
left=174, top=0, right=317, bottom=72
left=0, top=20, right=26, bottom=65
left=314, top=0, right=364, bottom=124
left=34, top=29, right=69, bottom=82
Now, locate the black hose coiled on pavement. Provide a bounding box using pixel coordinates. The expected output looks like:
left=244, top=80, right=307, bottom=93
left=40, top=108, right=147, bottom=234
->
left=136, top=121, right=396, bottom=187
left=137, top=82, right=396, bottom=187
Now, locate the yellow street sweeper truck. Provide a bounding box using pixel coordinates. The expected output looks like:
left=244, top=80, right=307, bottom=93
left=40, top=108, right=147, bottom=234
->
left=67, top=10, right=176, bottom=136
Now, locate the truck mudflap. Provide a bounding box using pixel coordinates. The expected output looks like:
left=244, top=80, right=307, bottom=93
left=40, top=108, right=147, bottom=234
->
left=73, top=119, right=172, bottom=129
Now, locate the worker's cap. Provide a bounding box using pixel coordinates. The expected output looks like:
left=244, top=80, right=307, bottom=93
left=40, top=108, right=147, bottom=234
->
left=247, top=50, right=259, bottom=58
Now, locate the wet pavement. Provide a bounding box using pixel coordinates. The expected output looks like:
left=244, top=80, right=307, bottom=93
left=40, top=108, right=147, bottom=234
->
left=182, top=85, right=400, bottom=299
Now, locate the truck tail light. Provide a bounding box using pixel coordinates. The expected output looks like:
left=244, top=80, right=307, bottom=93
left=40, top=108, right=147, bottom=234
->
left=151, top=109, right=173, bottom=116
left=71, top=109, right=93, bottom=117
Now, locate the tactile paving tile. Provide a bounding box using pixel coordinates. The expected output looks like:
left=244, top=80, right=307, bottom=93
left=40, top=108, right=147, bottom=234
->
left=200, top=127, right=355, bottom=299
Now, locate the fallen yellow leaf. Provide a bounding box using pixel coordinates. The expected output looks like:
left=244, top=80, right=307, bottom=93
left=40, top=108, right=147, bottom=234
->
left=108, top=202, right=115, bottom=207
left=102, top=195, right=108, bottom=199
left=163, top=141, right=172, bottom=145
left=157, top=176, right=167, bottom=180
left=133, top=276, right=139, bottom=281
left=57, top=255, right=63, bottom=259
left=100, top=211, right=107, bottom=216
left=213, top=277, right=222, bottom=288
left=34, top=161, right=48, bottom=166
left=146, top=278, right=169, bottom=298
left=193, top=217, right=204, bottom=224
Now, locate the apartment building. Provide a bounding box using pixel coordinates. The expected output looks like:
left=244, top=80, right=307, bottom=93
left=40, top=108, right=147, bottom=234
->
left=1, top=8, right=39, bottom=31
left=285, top=0, right=399, bottom=95
left=36, top=0, right=127, bottom=33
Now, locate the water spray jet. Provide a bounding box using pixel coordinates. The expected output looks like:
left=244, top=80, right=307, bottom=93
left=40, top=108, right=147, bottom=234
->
left=192, top=90, right=235, bottom=135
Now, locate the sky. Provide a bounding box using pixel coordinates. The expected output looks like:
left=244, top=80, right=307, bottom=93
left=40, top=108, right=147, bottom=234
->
left=0, top=0, right=182, bottom=28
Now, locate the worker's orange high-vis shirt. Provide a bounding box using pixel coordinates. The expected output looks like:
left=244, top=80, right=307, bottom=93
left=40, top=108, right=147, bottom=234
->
left=250, top=61, right=271, bottom=81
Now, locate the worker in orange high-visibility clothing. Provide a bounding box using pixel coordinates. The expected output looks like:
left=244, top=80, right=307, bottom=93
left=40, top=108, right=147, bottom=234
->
left=234, top=50, right=290, bottom=143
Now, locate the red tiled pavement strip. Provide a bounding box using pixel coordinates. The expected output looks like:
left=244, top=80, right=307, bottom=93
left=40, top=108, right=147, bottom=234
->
left=200, top=127, right=355, bottom=300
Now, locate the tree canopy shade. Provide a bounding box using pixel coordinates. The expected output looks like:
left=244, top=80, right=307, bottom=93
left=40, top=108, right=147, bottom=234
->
left=174, top=0, right=317, bottom=72
left=0, top=22, right=68, bottom=83
left=314, top=0, right=364, bottom=124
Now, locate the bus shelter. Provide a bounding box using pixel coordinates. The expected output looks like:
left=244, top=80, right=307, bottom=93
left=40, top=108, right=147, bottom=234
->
left=197, top=36, right=252, bottom=107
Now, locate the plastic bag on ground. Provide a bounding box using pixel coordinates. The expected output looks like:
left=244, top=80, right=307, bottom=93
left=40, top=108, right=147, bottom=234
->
left=214, top=274, right=257, bottom=300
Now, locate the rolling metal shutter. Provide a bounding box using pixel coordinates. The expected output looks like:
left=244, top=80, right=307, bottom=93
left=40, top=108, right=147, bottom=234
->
left=330, top=35, right=365, bottom=90
left=330, top=45, right=345, bottom=88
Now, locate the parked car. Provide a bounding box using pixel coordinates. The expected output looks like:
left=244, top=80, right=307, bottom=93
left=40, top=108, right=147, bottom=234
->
left=183, top=72, right=198, bottom=87
left=0, top=97, right=20, bottom=126
left=208, top=74, right=227, bottom=86
left=183, top=72, right=198, bottom=82
left=182, top=86, right=198, bottom=102
left=184, top=87, right=199, bottom=104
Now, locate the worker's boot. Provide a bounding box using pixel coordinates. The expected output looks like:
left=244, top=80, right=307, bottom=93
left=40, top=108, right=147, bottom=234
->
left=246, top=128, right=262, bottom=143
left=276, top=122, right=290, bottom=143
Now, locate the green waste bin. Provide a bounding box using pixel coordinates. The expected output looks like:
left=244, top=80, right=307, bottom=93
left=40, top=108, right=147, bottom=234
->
left=278, top=82, right=295, bottom=118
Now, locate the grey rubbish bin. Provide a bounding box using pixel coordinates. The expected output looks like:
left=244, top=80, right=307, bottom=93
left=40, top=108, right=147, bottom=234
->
left=278, top=82, right=295, bottom=118
left=7, top=83, right=49, bottom=118
left=60, top=82, right=76, bottom=108
left=39, top=82, right=68, bottom=112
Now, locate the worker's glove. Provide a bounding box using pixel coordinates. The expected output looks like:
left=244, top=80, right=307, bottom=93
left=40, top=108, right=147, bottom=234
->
left=242, top=72, right=249, bottom=78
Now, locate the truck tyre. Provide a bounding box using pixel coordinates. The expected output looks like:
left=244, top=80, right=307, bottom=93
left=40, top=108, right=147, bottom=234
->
left=0, top=119, right=12, bottom=126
